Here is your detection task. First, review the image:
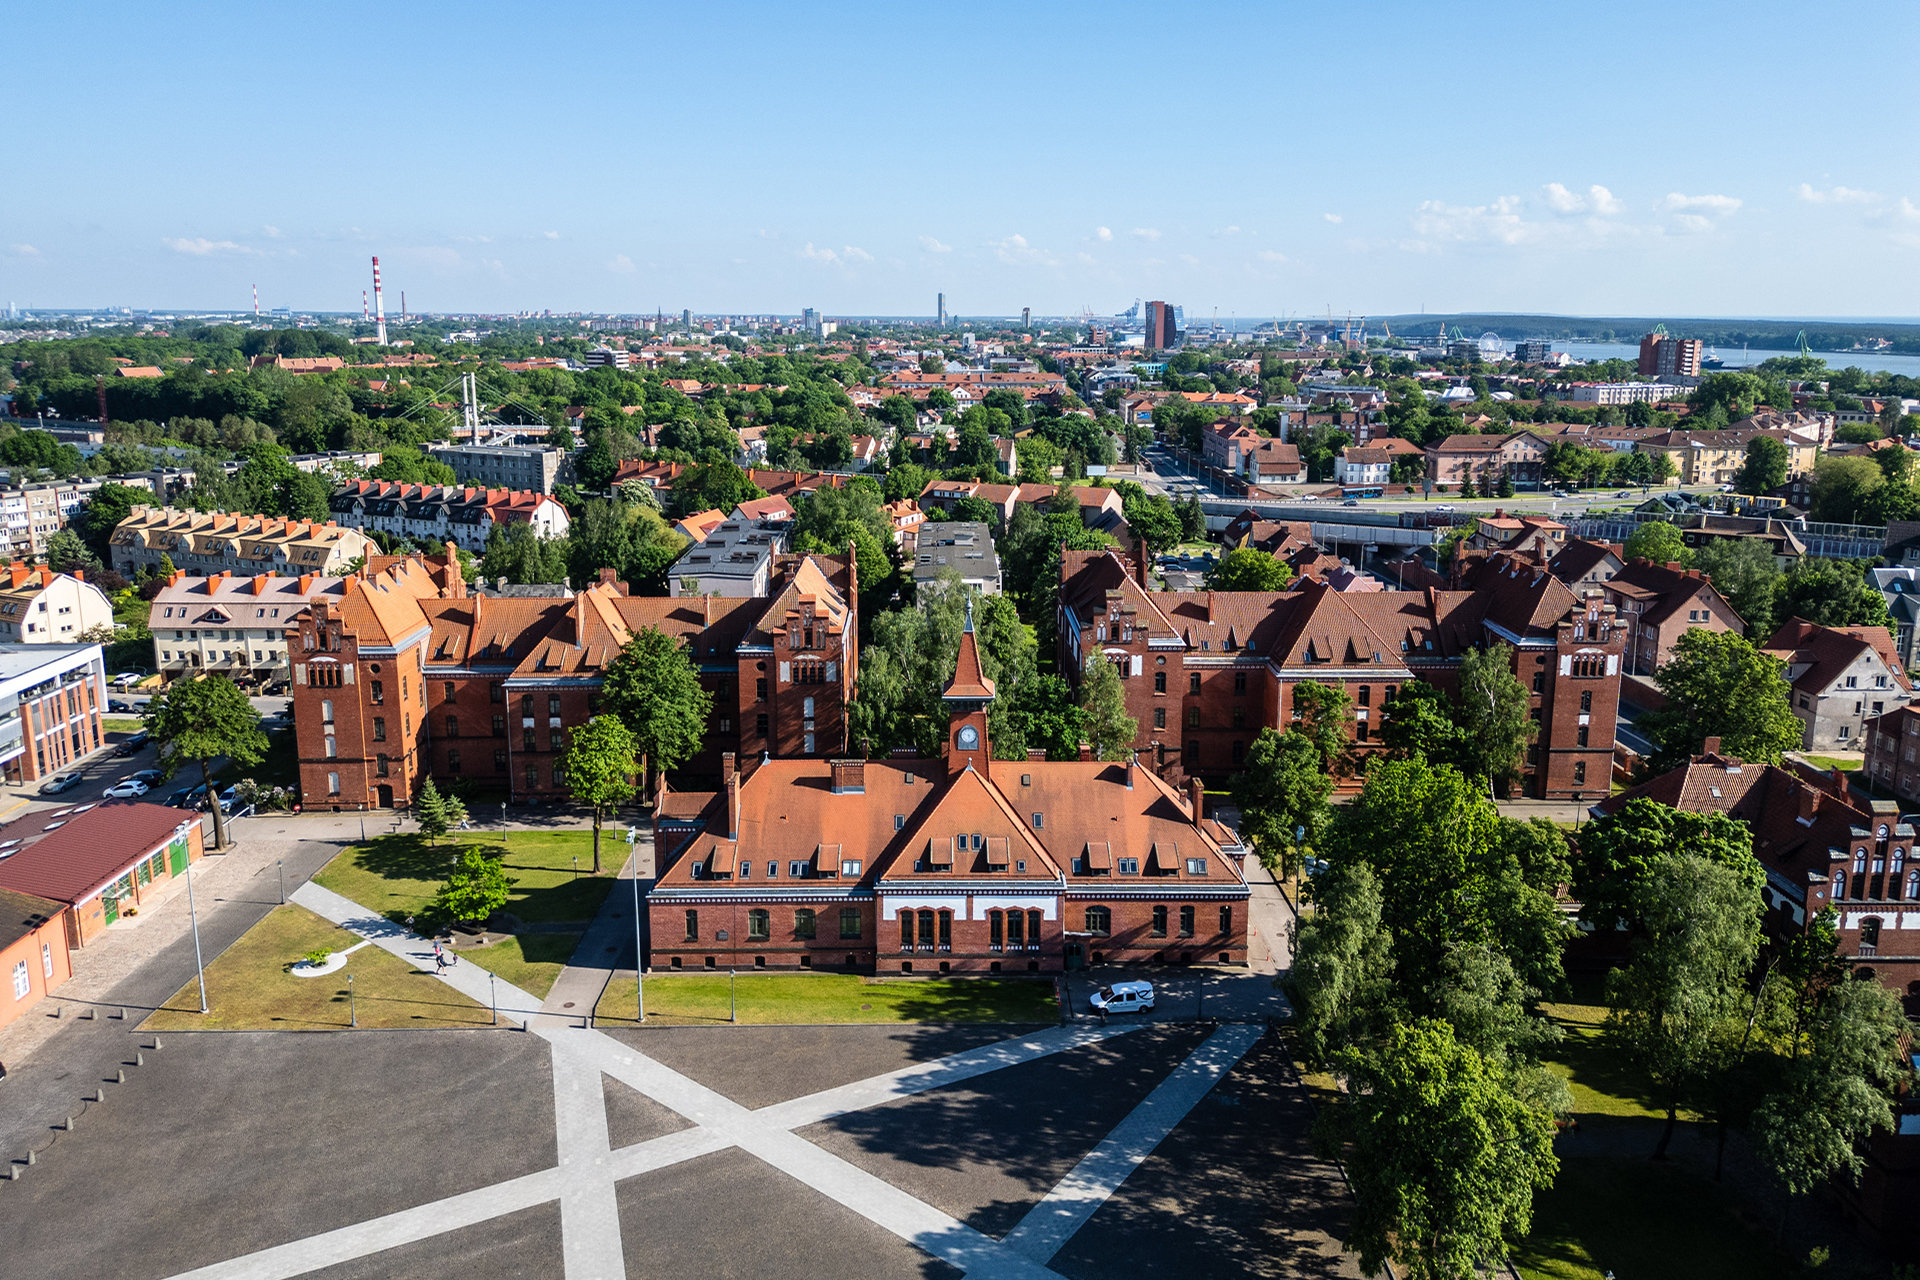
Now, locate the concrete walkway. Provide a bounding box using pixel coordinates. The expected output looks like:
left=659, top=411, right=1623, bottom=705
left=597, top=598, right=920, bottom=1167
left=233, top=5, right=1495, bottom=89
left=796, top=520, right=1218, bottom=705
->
left=539, top=826, right=655, bottom=1026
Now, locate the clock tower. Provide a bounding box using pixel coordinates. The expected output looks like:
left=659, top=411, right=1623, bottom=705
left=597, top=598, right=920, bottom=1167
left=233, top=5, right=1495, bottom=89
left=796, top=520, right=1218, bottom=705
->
left=943, top=597, right=996, bottom=778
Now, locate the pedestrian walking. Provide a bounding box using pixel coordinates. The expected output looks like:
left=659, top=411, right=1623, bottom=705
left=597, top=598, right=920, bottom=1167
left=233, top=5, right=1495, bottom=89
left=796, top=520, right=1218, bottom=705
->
left=405, top=915, right=416, bottom=935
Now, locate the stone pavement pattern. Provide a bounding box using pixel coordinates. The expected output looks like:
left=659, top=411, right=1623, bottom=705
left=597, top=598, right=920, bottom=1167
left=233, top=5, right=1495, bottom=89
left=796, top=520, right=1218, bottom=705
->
left=0, top=874, right=1361, bottom=1280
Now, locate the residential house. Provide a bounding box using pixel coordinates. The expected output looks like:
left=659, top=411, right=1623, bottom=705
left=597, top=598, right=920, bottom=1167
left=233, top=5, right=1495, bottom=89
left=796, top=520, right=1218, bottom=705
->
left=1599, top=558, right=1745, bottom=675
left=110, top=507, right=374, bottom=580
left=912, top=522, right=1001, bottom=596
left=1762, top=619, right=1913, bottom=750
left=0, top=567, right=113, bottom=645
left=1333, top=446, right=1394, bottom=487
left=1637, top=428, right=1817, bottom=488
left=1424, top=432, right=1549, bottom=490
left=645, top=612, right=1250, bottom=974
left=150, top=569, right=344, bottom=688
left=885, top=500, right=925, bottom=552
left=1869, top=567, right=1920, bottom=671
left=1547, top=539, right=1626, bottom=592
left=328, top=481, right=570, bottom=546
left=670, top=509, right=791, bottom=598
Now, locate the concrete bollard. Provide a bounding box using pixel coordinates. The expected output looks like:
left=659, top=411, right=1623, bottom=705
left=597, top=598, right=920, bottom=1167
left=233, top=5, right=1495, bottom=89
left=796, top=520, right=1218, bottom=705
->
left=92, top=1088, right=104, bottom=1103
left=25, top=1149, right=35, bottom=1165
left=133, top=1053, right=143, bottom=1067
left=64, top=1115, right=74, bottom=1131
left=150, top=1036, right=160, bottom=1051
left=6, top=1165, right=17, bottom=1180
left=114, top=1069, right=125, bottom=1085
left=81, top=1008, right=94, bottom=1021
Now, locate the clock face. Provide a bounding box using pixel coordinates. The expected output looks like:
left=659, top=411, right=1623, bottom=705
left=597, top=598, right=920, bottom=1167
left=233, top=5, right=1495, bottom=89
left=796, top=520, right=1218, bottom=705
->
left=957, top=725, right=980, bottom=751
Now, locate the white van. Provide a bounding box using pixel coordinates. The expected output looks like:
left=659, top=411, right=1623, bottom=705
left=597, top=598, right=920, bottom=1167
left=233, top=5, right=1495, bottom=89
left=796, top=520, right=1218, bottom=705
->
left=1088, top=980, right=1156, bottom=1015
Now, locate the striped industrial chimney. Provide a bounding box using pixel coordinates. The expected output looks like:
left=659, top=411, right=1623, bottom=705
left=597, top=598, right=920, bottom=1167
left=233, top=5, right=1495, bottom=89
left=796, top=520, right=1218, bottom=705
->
left=371, top=256, right=388, bottom=346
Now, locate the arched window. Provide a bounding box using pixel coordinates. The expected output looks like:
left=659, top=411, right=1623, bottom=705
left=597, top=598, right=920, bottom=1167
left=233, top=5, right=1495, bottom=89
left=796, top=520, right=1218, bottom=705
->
left=989, top=911, right=1004, bottom=951
left=917, top=909, right=936, bottom=949
left=1855, top=849, right=1868, bottom=875
left=1861, top=917, right=1883, bottom=952
left=1895, top=848, right=1908, bottom=875
left=1085, top=905, right=1111, bottom=937
left=1906, top=869, right=1919, bottom=899
left=1879, top=824, right=1891, bottom=839
left=1834, top=870, right=1848, bottom=900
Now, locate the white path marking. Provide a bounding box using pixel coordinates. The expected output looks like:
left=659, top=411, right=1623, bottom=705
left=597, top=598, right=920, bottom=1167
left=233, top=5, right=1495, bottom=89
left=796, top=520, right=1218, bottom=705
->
left=999, top=1022, right=1265, bottom=1264
left=176, top=886, right=1273, bottom=1280
left=552, top=1048, right=625, bottom=1280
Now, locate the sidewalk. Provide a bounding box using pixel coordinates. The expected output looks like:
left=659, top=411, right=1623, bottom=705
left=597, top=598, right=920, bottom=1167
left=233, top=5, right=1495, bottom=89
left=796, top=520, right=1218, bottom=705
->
left=540, top=824, right=656, bottom=1026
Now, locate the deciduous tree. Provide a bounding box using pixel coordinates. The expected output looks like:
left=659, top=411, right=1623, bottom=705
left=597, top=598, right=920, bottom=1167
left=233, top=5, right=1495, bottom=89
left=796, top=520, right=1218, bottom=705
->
left=1452, top=642, right=1535, bottom=795
left=144, top=675, right=267, bottom=850
left=1640, top=629, right=1802, bottom=769
left=436, top=848, right=514, bottom=925
left=1076, top=656, right=1136, bottom=761
left=600, top=627, right=713, bottom=800
left=1324, top=1018, right=1558, bottom=1280
left=1229, top=728, right=1332, bottom=878
left=1624, top=520, right=1691, bottom=568
left=1202, top=547, right=1292, bottom=592
left=562, top=715, right=639, bottom=873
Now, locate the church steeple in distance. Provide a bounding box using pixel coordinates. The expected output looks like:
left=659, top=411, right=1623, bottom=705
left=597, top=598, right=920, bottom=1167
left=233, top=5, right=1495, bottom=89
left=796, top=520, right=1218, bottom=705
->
left=944, top=595, right=995, bottom=777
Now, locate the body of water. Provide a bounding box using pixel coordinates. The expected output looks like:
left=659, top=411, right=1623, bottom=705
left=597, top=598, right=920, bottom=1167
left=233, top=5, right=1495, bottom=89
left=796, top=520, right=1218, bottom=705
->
left=1559, top=341, right=1920, bottom=380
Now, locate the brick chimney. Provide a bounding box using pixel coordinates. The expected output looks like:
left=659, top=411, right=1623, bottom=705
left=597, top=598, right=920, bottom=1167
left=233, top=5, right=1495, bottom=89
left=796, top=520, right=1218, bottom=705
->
left=1125, top=753, right=1136, bottom=790
left=7, top=562, right=26, bottom=589
left=724, top=752, right=740, bottom=840
left=1701, top=737, right=1722, bottom=756
left=1188, top=776, right=1204, bottom=821
left=1078, top=741, right=1094, bottom=762
left=1132, top=538, right=1150, bottom=589
left=1798, top=784, right=1820, bottom=823
left=829, top=759, right=865, bottom=795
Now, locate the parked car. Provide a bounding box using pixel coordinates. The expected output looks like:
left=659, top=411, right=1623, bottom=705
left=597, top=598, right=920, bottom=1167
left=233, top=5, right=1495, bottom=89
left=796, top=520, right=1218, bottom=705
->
left=165, top=789, right=195, bottom=809
left=1551, top=490, right=1572, bottom=499
left=103, top=779, right=150, bottom=799
left=108, top=699, right=133, bottom=713
left=38, top=773, right=83, bottom=796
left=1088, top=980, right=1156, bottom=1016
left=115, top=731, right=151, bottom=757
left=1434, top=504, right=1455, bottom=513
left=127, top=770, right=164, bottom=787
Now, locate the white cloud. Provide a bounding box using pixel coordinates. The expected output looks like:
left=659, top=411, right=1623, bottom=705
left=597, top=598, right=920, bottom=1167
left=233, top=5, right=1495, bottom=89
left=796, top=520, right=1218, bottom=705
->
left=992, top=234, right=1059, bottom=267
left=163, top=236, right=258, bottom=257
left=1659, top=192, right=1741, bottom=214
left=7, top=244, right=40, bottom=258
left=262, top=225, right=283, bottom=239
left=1543, top=183, right=1625, bottom=216
left=841, top=245, right=873, bottom=263
left=607, top=253, right=635, bottom=273
left=1094, top=226, right=1113, bottom=242
left=1256, top=250, right=1287, bottom=264
left=1212, top=225, right=1241, bottom=238
left=1411, top=196, right=1529, bottom=245
left=1323, top=213, right=1342, bottom=224
left=918, top=235, right=952, bottom=254
left=1798, top=183, right=1879, bottom=204
left=542, top=230, right=561, bottom=240
left=800, top=242, right=839, bottom=264
left=1076, top=251, right=1095, bottom=264
left=1130, top=227, right=1161, bottom=241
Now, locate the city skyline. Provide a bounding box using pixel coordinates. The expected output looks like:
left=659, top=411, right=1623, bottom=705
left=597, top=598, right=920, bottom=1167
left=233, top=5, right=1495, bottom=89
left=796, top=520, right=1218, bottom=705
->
left=3, top=1, right=1917, bottom=318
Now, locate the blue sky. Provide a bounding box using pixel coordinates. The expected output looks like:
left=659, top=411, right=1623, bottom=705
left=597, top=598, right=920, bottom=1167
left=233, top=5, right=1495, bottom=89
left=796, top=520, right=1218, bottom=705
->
left=5, top=1, right=1917, bottom=319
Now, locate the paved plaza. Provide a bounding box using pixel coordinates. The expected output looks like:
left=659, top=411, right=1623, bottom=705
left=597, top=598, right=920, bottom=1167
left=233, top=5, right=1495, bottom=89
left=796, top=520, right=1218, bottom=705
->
left=0, top=812, right=1361, bottom=1279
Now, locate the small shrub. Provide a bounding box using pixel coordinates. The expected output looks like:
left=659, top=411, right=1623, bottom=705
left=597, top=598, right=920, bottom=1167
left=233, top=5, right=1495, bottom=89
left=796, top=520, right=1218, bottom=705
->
left=301, top=948, right=331, bottom=967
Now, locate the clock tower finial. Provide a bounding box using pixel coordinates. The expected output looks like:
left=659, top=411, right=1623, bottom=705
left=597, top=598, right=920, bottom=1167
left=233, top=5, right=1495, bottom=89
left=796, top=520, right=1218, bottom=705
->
left=943, top=594, right=995, bottom=777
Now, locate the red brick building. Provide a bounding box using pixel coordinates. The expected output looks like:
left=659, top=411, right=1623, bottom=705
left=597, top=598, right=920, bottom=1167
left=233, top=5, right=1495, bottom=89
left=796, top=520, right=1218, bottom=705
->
left=1057, top=547, right=1624, bottom=798
left=289, top=547, right=857, bottom=809
left=1598, top=558, right=1745, bottom=675
left=647, top=609, right=1250, bottom=973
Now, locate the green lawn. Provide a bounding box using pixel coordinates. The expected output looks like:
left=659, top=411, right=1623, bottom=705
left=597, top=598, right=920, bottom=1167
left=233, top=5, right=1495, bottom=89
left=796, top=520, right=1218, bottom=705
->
left=1538, top=994, right=1685, bottom=1120
left=1515, top=1157, right=1791, bottom=1280
left=103, top=717, right=144, bottom=734
left=595, top=971, right=1059, bottom=1026
left=313, top=830, right=618, bottom=928
left=144, top=903, right=490, bottom=1031
left=464, top=932, right=581, bottom=1000
left=1800, top=755, right=1860, bottom=774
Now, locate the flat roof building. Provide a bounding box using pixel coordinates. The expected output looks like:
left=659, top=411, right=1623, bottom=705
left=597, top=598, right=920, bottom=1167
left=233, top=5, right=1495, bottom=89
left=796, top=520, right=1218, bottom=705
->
left=913, top=522, right=1001, bottom=596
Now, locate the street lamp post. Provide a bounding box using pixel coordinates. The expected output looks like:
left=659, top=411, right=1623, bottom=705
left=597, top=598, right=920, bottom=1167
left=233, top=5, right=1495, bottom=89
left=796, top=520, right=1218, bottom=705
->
left=277, top=858, right=285, bottom=905
left=490, top=971, right=498, bottom=1027
left=628, top=826, right=644, bottom=1022
left=730, top=968, right=737, bottom=1024
left=183, top=829, right=208, bottom=1014
left=347, top=973, right=356, bottom=1028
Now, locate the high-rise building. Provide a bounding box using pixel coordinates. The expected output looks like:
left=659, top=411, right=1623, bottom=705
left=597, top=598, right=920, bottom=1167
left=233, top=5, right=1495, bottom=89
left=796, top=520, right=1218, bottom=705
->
left=1022, top=307, right=1031, bottom=329
left=682, top=308, right=693, bottom=331
left=1513, top=339, right=1553, bottom=364
left=937, top=292, right=947, bottom=326
left=1638, top=332, right=1704, bottom=378
left=1144, top=300, right=1177, bottom=351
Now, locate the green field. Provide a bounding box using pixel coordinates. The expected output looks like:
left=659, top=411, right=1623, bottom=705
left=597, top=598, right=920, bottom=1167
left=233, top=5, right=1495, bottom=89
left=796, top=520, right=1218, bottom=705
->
left=464, top=932, right=581, bottom=1000
left=313, top=830, right=618, bottom=928
left=596, top=971, right=1059, bottom=1025
left=144, top=903, right=489, bottom=1031
left=1516, top=1157, right=1791, bottom=1280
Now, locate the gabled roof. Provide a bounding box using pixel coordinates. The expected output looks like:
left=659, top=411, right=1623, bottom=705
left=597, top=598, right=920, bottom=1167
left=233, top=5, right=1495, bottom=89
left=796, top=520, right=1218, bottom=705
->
left=1762, top=618, right=1912, bottom=696
left=0, top=803, right=194, bottom=905
left=1548, top=538, right=1625, bottom=586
